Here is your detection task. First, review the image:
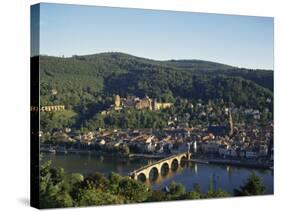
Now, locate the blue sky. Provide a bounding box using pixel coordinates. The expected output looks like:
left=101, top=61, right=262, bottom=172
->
left=36, top=3, right=274, bottom=69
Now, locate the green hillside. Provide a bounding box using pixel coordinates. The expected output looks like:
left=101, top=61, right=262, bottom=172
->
left=36, top=52, right=273, bottom=131
left=39, top=52, right=273, bottom=105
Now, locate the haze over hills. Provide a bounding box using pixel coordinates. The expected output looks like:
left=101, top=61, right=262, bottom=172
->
left=38, top=52, right=273, bottom=110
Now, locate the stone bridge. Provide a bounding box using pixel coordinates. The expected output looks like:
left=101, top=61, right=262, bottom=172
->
left=129, top=152, right=192, bottom=181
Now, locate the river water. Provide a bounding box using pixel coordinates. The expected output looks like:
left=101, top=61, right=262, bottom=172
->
left=42, top=153, right=273, bottom=195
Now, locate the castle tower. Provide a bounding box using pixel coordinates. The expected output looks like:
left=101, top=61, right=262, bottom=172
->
left=114, top=95, right=121, bottom=108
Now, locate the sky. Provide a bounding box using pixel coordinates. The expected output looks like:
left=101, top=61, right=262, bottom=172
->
left=33, top=3, right=274, bottom=69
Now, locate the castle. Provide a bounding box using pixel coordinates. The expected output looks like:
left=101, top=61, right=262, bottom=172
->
left=114, top=95, right=173, bottom=111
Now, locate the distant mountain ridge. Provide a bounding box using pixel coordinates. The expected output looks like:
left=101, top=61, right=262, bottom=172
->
left=61, top=51, right=272, bottom=71
left=68, top=52, right=236, bottom=71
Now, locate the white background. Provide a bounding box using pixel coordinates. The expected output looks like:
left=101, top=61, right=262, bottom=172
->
left=0, top=0, right=280, bottom=211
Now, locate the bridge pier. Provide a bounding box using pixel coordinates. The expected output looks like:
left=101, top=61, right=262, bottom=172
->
left=187, top=152, right=192, bottom=160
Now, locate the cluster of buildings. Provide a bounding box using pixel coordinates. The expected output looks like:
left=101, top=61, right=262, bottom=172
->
left=31, top=105, right=65, bottom=112
left=40, top=97, right=273, bottom=163
left=41, top=118, right=273, bottom=162
left=196, top=119, right=273, bottom=161
left=42, top=128, right=185, bottom=155
left=113, top=95, right=173, bottom=111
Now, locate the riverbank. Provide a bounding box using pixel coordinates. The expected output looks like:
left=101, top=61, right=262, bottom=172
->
left=128, top=153, right=167, bottom=159
left=208, top=159, right=272, bottom=169
left=40, top=148, right=169, bottom=159
left=183, top=158, right=272, bottom=169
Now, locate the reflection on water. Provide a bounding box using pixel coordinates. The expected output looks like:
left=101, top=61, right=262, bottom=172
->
left=42, top=152, right=155, bottom=176
left=150, top=161, right=273, bottom=194
left=146, top=162, right=189, bottom=184
left=42, top=153, right=273, bottom=195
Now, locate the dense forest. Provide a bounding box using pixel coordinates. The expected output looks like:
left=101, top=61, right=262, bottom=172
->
left=36, top=52, right=273, bottom=131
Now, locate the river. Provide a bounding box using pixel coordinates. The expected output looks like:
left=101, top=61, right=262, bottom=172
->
left=42, top=153, right=273, bottom=195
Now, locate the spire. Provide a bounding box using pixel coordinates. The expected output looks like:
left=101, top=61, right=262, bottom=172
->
left=228, top=108, right=234, bottom=136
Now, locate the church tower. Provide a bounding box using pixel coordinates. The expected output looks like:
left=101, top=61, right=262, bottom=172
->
left=228, top=109, right=234, bottom=136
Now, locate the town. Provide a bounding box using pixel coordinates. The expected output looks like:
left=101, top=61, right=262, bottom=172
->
left=40, top=95, right=273, bottom=168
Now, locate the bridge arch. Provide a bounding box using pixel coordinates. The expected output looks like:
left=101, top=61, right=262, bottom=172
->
left=137, top=172, right=147, bottom=182
left=171, top=158, right=179, bottom=170
left=149, top=167, right=159, bottom=180
left=179, top=155, right=187, bottom=166
left=160, top=162, right=170, bottom=176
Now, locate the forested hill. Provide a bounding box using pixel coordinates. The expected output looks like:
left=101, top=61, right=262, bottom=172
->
left=38, top=52, right=273, bottom=109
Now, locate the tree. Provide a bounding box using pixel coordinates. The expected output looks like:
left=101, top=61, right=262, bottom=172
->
left=39, top=161, right=74, bottom=208
left=81, top=172, right=109, bottom=190
left=205, top=189, right=229, bottom=198
left=234, top=172, right=266, bottom=196
left=183, top=183, right=202, bottom=199
left=204, top=175, right=229, bottom=198
left=166, top=182, right=186, bottom=200
left=108, top=172, right=123, bottom=194
left=70, top=173, right=84, bottom=185
left=184, top=191, right=201, bottom=200
left=146, top=190, right=168, bottom=202
left=76, top=188, right=123, bottom=206
left=117, top=177, right=150, bottom=203
left=193, top=183, right=201, bottom=194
